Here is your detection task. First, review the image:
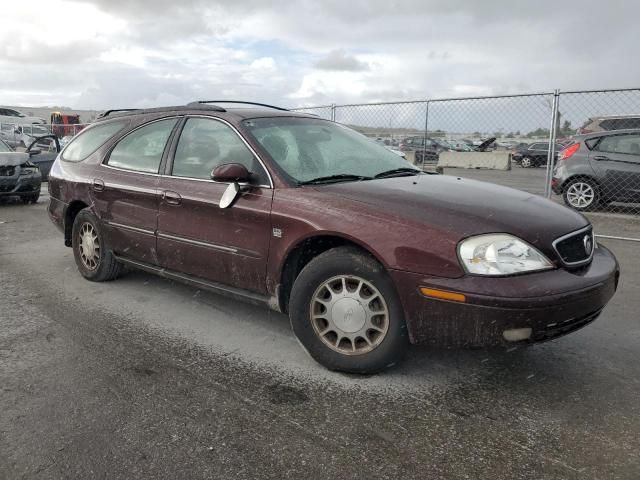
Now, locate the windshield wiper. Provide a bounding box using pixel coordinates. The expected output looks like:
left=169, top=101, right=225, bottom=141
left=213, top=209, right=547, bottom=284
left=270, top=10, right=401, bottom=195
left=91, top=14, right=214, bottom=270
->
left=373, top=167, right=421, bottom=179
left=298, top=174, right=372, bottom=185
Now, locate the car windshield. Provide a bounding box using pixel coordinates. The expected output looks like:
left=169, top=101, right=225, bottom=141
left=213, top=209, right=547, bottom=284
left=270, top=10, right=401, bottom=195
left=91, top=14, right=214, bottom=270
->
left=241, top=117, right=418, bottom=183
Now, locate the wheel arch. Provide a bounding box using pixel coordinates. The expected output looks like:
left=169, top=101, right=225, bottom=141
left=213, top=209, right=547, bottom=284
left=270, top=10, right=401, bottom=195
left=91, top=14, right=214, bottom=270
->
left=64, top=200, right=90, bottom=247
left=560, top=174, right=601, bottom=193
left=276, top=233, right=388, bottom=314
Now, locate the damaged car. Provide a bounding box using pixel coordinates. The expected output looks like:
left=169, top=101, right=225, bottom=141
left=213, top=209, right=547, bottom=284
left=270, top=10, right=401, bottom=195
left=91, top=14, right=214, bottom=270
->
left=0, top=138, right=42, bottom=203
left=47, top=101, right=619, bottom=373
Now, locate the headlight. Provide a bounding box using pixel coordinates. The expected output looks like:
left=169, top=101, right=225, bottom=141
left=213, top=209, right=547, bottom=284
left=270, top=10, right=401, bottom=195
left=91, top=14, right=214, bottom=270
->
left=458, top=234, right=553, bottom=276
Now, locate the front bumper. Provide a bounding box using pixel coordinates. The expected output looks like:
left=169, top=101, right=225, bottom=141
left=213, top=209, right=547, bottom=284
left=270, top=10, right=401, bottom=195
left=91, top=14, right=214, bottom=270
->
left=390, top=245, right=619, bottom=347
left=0, top=174, right=41, bottom=197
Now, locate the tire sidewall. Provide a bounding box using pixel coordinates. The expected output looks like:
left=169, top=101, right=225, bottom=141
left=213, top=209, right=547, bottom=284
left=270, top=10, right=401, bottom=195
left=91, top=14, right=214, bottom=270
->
left=289, top=248, right=407, bottom=373
left=72, top=209, right=112, bottom=281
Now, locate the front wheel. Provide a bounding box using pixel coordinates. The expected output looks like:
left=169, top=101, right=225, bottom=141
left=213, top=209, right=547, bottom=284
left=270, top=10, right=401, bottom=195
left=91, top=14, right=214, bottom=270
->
left=21, top=192, right=39, bottom=204
left=521, top=156, right=533, bottom=168
left=289, top=247, right=408, bottom=374
left=72, top=209, right=122, bottom=281
left=563, top=178, right=600, bottom=211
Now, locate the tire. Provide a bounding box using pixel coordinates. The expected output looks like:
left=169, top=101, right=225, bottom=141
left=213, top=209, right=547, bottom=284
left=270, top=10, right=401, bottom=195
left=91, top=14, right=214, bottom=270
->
left=72, top=209, right=122, bottom=281
left=289, top=246, right=408, bottom=374
left=563, top=177, right=600, bottom=212
left=521, top=156, right=532, bottom=168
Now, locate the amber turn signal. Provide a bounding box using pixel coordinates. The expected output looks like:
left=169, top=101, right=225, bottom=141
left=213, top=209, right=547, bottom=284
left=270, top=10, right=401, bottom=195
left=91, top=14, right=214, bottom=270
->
left=419, top=287, right=466, bottom=303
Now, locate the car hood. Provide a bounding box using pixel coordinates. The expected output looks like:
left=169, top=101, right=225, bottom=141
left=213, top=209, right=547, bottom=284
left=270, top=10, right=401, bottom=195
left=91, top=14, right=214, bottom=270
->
left=0, top=152, right=29, bottom=166
left=322, top=174, right=588, bottom=255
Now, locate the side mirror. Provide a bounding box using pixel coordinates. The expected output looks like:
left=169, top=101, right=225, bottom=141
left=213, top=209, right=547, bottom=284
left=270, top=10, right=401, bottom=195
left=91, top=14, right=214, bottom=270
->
left=211, top=163, right=250, bottom=183
left=219, top=182, right=240, bottom=209
left=28, top=148, right=41, bottom=157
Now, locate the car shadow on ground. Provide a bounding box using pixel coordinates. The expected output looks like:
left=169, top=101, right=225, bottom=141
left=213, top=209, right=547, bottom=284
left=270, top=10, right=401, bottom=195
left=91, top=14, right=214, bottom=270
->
left=111, top=268, right=606, bottom=395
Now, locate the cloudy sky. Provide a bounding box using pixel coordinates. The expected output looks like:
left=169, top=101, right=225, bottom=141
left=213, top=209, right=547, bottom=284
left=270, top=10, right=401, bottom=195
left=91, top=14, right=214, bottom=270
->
left=0, top=0, right=637, bottom=110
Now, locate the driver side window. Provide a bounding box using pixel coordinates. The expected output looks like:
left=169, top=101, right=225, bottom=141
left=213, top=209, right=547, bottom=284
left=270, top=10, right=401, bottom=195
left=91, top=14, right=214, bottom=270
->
left=171, top=118, right=268, bottom=185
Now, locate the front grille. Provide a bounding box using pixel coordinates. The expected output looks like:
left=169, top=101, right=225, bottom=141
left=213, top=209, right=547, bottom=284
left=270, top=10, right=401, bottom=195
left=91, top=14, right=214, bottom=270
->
left=533, top=308, right=602, bottom=342
left=0, top=166, right=15, bottom=176
left=553, top=227, right=594, bottom=265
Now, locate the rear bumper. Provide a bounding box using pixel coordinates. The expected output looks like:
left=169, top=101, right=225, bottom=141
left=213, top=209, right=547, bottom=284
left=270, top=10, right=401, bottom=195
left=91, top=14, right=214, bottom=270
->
left=47, top=196, right=67, bottom=234
left=390, top=245, right=619, bottom=347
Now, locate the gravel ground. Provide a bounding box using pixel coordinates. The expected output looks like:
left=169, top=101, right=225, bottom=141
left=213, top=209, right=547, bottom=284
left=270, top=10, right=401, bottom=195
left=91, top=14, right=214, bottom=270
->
left=1, top=191, right=640, bottom=479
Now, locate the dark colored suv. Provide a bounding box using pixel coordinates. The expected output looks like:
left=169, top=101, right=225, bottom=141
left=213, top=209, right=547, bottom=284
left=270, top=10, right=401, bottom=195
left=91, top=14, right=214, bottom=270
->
left=48, top=101, right=619, bottom=373
left=552, top=129, right=640, bottom=211
left=511, top=142, right=564, bottom=168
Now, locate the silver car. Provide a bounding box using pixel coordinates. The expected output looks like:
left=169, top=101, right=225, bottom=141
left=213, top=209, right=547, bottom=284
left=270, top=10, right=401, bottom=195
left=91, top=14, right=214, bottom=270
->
left=552, top=129, right=640, bottom=210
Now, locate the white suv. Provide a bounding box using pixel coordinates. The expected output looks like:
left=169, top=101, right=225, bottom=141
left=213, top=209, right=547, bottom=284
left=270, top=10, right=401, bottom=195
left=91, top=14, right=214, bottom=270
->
left=0, top=107, right=47, bottom=126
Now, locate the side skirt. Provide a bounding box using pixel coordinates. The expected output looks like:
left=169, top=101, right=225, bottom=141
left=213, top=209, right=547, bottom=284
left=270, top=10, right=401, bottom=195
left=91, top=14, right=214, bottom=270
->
left=114, top=254, right=275, bottom=310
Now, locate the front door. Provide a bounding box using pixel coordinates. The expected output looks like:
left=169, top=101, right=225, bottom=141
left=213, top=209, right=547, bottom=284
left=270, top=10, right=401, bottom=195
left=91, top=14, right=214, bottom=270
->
left=157, top=116, right=273, bottom=294
left=589, top=132, right=640, bottom=201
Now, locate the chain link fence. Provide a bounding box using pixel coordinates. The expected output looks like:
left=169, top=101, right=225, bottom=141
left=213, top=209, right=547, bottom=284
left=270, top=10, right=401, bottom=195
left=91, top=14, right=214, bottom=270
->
left=0, top=122, right=88, bottom=151
left=293, top=88, right=640, bottom=242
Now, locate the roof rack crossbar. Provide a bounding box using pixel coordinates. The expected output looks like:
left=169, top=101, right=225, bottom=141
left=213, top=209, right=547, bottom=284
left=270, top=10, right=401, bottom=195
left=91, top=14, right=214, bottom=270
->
left=98, top=108, right=139, bottom=119
left=188, top=100, right=289, bottom=111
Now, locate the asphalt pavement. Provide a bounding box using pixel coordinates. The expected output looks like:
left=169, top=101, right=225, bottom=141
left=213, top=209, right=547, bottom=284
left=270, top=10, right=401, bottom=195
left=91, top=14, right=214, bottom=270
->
left=1, top=190, right=640, bottom=479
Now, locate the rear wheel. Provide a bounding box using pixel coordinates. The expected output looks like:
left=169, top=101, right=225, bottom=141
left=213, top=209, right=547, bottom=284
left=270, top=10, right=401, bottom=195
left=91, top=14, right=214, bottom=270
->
left=289, top=247, right=408, bottom=374
left=72, top=209, right=122, bottom=281
left=563, top=178, right=600, bottom=211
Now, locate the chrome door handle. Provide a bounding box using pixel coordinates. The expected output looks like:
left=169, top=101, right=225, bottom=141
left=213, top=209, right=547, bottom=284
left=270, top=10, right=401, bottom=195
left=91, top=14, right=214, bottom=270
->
left=593, top=155, right=609, bottom=161
left=162, top=190, right=182, bottom=205
left=92, top=179, right=105, bottom=192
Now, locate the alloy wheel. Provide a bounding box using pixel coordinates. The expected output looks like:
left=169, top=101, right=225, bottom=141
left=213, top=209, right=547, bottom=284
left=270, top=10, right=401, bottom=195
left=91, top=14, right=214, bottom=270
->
left=566, top=182, right=595, bottom=209
left=78, top=222, right=100, bottom=270
left=521, top=157, right=532, bottom=168
left=310, top=275, right=389, bottom=355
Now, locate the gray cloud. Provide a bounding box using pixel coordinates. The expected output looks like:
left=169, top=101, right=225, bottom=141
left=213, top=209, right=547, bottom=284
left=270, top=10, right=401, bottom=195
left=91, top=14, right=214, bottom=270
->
left=1, top=0, right=639, bottom=110
left=315, top=49, right=369, bottom=72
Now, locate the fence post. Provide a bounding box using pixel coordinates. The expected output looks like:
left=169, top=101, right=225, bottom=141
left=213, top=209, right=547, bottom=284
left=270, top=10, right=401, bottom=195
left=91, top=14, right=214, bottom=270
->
left=330, top=103, right=336, bottom=122
left=421, top=101, right=430, bottom=170
left=544, top=89, right=560, bottom=198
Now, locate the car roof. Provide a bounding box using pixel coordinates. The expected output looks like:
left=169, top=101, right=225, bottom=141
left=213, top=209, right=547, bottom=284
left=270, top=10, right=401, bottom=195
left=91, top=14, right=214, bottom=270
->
left=94, top=102, right=316, bottom=124
left=573, top=128, right=640, bottom=140
left=590, top=114, right=640, bottom=120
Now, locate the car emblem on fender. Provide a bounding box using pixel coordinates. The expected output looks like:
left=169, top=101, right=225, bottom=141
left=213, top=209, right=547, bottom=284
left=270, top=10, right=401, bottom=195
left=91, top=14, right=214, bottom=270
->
left=584, top=235, right=593, bottom=255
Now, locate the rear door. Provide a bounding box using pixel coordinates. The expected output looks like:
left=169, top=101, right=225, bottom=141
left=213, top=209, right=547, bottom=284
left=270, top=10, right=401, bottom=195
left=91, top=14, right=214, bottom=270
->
left=589, top=132, right=640, bottom=201
left=156, top=116, right=273, bottom=293
left=94, top=117, right=180, bottom=264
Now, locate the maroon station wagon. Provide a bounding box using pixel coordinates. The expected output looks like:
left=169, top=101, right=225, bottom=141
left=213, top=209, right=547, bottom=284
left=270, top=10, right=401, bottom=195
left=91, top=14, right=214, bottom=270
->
left=47, top=101, right=620, bottom=373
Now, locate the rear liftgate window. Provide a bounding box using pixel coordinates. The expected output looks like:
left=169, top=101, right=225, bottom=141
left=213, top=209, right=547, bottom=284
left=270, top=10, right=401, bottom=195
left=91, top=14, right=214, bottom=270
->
left=62, top=121, right=127, bottom=162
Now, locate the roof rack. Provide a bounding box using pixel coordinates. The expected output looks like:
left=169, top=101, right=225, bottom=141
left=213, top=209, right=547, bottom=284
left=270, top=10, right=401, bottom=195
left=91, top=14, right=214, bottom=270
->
left=188, top=100, right=289, bottom=111
left=96, top=104, right=227, bottom=121
left=97, top=108, right=139, bottom=119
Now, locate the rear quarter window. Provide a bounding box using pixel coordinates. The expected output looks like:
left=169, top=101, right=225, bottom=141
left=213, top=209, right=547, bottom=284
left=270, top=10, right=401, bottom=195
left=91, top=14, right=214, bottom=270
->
left=62, top=121, right=127, bottom=162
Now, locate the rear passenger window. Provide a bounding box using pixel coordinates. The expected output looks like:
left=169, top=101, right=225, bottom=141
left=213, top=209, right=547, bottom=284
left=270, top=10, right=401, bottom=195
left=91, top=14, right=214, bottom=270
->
left=62, top=121, right=126, bottom=162
left=107, top=119, right=177, bottom=173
